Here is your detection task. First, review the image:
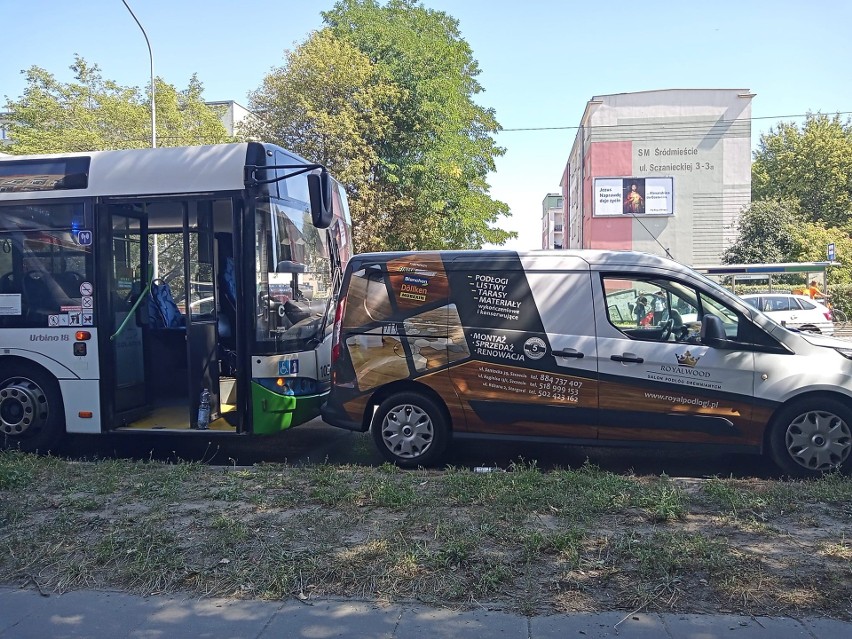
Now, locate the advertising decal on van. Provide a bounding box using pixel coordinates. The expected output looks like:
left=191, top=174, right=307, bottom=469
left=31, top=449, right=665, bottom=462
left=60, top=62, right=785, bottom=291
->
left=324, top=250, right=852, bottom=474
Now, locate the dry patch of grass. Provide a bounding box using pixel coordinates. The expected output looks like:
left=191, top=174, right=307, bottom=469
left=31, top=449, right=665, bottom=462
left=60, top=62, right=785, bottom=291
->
left=1, top=451, right=851, bottom=619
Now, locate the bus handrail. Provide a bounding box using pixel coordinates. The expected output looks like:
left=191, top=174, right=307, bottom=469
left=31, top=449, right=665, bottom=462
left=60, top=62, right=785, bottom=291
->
left=110, top=266, right=154, bottom=342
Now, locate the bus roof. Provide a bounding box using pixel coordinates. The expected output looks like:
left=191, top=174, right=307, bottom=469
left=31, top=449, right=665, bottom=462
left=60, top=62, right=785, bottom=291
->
left=0, top=143, right=310, bottom=201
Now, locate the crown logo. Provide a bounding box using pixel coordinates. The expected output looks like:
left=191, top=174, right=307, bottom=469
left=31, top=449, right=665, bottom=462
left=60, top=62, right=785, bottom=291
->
left=676, top=351, right=699, bottom=367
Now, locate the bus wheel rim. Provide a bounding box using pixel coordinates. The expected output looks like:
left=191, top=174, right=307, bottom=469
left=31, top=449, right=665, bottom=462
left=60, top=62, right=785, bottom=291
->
left=381, top=403, right=434, bottom=459
left=0, top=377, right=48, bottom=437
left=785, top=409, right=852, bottom=470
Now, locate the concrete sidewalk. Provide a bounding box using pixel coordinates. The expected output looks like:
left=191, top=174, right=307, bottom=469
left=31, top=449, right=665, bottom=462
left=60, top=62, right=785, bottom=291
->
left=1, top=587, right=849, bottom=638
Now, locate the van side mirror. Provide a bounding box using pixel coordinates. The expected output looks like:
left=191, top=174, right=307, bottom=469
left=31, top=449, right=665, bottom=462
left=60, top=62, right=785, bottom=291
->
left=700, top=314, right=728, bottom=348
left=307, top=169, right=333, bottom=229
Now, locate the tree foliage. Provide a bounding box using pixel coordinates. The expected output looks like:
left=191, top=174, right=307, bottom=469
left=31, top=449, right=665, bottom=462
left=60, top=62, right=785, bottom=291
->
left=752, top=113, right=852, bottom=229
left=247, top=0, right=513, bottom=252
left=4, top=55, right=232, bottom=154
left=723, top=199, right=802, bottom=265
left=724, top=198, right=852, bottom=283
left=243, top=30, right=403, bottom=252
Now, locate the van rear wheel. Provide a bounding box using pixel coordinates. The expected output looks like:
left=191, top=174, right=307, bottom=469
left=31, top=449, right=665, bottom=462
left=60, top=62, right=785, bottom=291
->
left=0, top=365, right=64, bottom=453
left=768, top=398, right=852, bottom=476
left=372, top=392, right=448, bottom=468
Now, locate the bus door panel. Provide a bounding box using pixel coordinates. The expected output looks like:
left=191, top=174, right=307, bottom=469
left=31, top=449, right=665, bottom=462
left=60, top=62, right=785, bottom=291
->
left=104, top=205, right=149, bottom=418
left=185, top=202, right=220, bottom=425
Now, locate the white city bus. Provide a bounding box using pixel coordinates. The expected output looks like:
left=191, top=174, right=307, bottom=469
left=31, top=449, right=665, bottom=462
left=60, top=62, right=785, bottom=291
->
left=0, top=142, right=353, bottom=451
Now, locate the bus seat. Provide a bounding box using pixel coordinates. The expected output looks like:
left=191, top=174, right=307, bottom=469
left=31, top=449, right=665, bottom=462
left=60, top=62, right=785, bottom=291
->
left=55, top=271, right=84, bottom=297
left=222, top=256, right=237, bottom=307
left=148, top=279, right=185, bottom=329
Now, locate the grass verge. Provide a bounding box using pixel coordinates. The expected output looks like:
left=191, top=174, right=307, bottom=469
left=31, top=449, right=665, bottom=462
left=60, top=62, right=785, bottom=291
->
left=1, top=451, right=850, bottom=618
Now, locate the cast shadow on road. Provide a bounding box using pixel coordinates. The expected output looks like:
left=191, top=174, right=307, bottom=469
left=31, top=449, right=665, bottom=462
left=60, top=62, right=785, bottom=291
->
left=57, top=418, right=781, bottom=480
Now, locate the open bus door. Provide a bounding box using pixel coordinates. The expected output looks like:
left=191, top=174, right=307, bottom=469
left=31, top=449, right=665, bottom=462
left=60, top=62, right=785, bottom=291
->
left=100, top=199, right=232, bottom=431
left=101, top=204, right=149, bottom=422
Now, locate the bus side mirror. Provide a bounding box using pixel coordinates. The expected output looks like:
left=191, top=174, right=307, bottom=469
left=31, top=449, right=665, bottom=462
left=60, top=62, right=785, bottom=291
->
left=307, top=169, right=332, bottom=229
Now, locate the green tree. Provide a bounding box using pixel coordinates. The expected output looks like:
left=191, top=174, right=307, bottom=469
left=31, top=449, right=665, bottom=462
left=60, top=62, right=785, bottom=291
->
left=723, top=199, right=801, bottom=264
left=791, top=222, right=852, bottom=284
left=323, top=0, right=513, bottom=251
left=243, top=30, right=404, bottom=252
left=724, top=198, right=852, bottom=284
left=4, top=55, right=232, bottom=154
left=247, top=0, right=513, bottom=252
left=752, top=113, right=852, bottom=229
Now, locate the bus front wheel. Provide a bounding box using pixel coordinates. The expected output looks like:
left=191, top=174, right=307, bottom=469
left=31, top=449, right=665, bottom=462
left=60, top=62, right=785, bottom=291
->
left=0, top=365, right=64, bottom=453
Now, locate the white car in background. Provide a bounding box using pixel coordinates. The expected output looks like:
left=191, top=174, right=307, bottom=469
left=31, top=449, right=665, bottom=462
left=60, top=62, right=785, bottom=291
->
left=740, top=294, right=835, bottom=335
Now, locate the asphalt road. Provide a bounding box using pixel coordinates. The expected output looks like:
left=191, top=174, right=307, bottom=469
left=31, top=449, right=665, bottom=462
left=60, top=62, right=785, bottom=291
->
left=57, top=417, right=781, bottom=479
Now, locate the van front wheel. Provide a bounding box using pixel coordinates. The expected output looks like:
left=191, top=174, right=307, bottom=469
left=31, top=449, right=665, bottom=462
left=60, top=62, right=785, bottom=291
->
left=768, top=398, right=852, bottom=476
left=372, top=392, right=448, bottom=468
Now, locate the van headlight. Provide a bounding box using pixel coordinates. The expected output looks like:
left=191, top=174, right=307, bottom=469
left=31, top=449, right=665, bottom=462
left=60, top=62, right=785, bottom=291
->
left=835, top=348, right=852, bottom=360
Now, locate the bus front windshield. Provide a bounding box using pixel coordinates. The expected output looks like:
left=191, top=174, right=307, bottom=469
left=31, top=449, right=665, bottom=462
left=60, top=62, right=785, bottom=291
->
left=255, top=198, right=333, bottom=354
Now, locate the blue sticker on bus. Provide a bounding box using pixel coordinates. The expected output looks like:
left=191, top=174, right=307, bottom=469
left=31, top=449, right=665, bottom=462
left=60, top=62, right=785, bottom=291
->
left=278, top=359, right=299, bottom=375
left=77, top=230, right=93, bottom=246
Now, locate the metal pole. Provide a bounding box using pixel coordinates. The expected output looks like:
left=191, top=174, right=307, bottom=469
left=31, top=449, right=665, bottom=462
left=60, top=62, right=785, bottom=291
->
left=122, top=0, right=156, bottom=148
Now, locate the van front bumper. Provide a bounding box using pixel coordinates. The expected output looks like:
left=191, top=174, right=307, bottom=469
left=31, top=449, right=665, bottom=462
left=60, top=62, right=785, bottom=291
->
left=320, top=400, right=365, bottom=432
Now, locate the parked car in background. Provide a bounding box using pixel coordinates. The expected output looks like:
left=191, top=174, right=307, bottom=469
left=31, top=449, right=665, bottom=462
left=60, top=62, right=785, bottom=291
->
left=740, top=294, right=835, bottom=335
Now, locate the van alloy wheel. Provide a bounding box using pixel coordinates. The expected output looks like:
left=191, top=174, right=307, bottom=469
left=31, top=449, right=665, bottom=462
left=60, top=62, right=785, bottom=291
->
left=0, top=376, right=49, bottom=437
left=784, top=409, right=851, bottom=471
left=381, top=403, right=434, bottom=459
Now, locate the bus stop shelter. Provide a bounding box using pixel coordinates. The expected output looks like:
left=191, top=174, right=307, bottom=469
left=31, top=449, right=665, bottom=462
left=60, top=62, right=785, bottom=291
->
left=693, top=262, right=839, bottom=295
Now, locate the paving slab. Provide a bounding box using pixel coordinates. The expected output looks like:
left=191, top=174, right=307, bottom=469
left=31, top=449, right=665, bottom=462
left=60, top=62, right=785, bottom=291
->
left=661, top=614, right=812, bottom=639
left=0, top=589, right=153, bottom=638
left=801, top=616, right=852, bottom=639
left=531, top=611, right=667, bottom=638
left=2, top=587, right=851, bottom=639
left=261, top=600, right=401, bottom=639
left=129, top=595, right=282, bottom=639
left=396, top=605, right=529, bottom=639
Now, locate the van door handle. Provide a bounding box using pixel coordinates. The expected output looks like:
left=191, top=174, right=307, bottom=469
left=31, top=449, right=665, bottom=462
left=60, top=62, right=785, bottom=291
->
left=611, top=354, right=644, bottom=363
left=553, top=349, right=584, bottom=358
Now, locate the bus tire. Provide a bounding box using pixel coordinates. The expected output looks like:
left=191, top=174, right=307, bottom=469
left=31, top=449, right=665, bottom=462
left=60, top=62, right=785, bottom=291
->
left=371, top=391, right=448, bottom=468
left=0, top=364, right=65, bottom=454
left=768, top=398, right=852, bottom=476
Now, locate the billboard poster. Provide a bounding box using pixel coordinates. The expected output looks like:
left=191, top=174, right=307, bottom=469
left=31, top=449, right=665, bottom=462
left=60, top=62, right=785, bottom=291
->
left=594, top=177, right=674, bottom=216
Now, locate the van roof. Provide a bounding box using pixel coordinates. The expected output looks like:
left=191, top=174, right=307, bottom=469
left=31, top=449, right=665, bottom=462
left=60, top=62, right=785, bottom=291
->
left=351, top=249, right=691, bottom=272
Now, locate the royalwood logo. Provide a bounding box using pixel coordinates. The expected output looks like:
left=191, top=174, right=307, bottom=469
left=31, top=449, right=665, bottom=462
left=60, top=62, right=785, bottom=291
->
left=676, top=351, right=700, bottom=367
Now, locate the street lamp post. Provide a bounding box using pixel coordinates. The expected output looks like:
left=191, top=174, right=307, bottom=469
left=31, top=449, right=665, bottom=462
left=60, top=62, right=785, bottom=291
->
left=122, top=0, right=156, bottom=148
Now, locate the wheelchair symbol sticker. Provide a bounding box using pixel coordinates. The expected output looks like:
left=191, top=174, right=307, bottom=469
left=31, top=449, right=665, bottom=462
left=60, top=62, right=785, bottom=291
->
left=278, top=359, right=299, bottom=375
left=77, top=230, right=93, bottom=246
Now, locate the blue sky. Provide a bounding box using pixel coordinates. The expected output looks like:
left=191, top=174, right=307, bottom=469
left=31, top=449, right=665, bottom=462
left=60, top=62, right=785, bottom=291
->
left=2, top=0, right=850, bottom=249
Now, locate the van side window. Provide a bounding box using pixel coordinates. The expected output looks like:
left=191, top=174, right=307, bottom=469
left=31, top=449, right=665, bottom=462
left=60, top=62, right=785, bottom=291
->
left=602, top=275, right=722, bottom=344
left=342, top=269, right=394, bottom=327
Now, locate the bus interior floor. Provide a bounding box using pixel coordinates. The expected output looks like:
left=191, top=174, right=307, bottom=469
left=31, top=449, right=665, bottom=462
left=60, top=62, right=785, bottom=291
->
left=117, top=401, right=237, bottom=432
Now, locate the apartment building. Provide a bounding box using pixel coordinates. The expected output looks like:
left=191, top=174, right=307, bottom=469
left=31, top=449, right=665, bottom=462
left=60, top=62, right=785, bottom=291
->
left=561, top=89, right=753, bottom=266
left=541, top=193, right=564, bottom=249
